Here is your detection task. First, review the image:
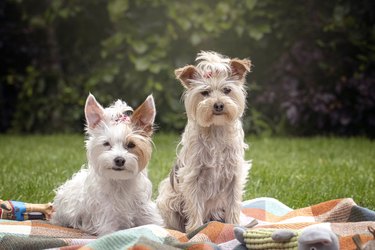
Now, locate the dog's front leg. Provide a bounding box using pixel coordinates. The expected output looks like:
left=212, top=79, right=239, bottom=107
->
left=224, top=176, right=242, bottom=225
left=184, top=196, right=205, bottom=233
left=135, top=201, right=164, bottom=227
left=181, top=183, right=205, bottom=233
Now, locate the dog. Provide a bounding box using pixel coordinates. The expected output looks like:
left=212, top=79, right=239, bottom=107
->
left=51, top=93, right=162, bottom=236
left=156, top=51, right=252, bottom=233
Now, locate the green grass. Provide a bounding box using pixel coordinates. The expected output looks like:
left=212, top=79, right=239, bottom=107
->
left=0, top=134, right=374, bottom=210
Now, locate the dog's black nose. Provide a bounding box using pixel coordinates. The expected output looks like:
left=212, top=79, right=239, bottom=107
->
left=213, top=102, right=224, bottom=112
left=114, top=157, right=125, bottom=167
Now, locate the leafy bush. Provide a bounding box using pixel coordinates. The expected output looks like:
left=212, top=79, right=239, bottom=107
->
left=0, top=0, right=374, bottom=136
left=254, top=1, right=375, bottom=136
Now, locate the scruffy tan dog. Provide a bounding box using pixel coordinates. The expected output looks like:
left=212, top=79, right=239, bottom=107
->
left=156, top=51, right=251, bottom=233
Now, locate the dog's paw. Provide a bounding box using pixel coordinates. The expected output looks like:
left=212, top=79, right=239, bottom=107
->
left=185, top=219, right=204, bottom=234
left=225, top=211, right=241, bottom=225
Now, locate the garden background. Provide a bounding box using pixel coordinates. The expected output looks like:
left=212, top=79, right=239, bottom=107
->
left=1, top=0, right=374, bottom=136
left=0, top=0, right=374, bottom=209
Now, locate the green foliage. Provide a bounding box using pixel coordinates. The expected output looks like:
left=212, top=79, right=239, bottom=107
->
left=1, top=0, right=373, bottom=135
left=248, top=1, right=375, bottom=136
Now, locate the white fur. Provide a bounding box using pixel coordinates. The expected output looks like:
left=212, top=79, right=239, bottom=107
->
left=51, top=94, right=162, bottom=236
left=157, top=51, right=251, bottom=233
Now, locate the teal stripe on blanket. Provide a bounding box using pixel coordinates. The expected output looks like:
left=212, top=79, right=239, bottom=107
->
left=242, top=197, right=293, bottom=216
left=0, top=235, right=68, bottom=249
left=85, top=224, right=169, bottom=250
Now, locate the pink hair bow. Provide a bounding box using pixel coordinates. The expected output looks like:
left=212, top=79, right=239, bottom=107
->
left=113, top=114, right=131, bottom=124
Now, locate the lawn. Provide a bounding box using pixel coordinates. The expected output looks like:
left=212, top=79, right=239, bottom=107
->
left=0, top=133, right=374, bottom=210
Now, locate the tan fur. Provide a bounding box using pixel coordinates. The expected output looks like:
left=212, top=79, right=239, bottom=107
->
left=157, top=51, right=251, bottom=232
left=128, top=134, right=152, bottom=171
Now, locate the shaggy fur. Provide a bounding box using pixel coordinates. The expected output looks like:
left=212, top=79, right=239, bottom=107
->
left=51, top=94, right=162, bottom=236
left=156, top=51, right=252, bottom=233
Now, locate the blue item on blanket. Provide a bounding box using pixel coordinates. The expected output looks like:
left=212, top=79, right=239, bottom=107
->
left=0, top=199, right=52, bottom=221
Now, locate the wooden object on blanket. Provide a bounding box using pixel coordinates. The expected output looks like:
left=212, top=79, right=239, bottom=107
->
left=352, top=226, right=375, bottom=250
left=0, top=199, right=52, bottom=221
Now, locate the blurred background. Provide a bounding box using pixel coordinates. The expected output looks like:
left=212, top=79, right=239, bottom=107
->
left=1, top=0, right=374, bottom=137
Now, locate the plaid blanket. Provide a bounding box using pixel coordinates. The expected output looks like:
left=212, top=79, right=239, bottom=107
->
left=0, top=198, right=374, bottom=250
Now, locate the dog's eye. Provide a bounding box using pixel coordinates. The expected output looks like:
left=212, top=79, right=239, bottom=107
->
left=103, top=141, right=111, bottom=147
left=123, top=110, right=133, bottom=116
left=201, top=90, right=210, bottom=97
left=223, top=87, right=231, bottom=94
left=127, top=142, right=136, bottom=149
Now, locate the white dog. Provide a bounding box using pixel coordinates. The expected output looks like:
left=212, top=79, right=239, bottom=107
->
left=157, top=51, right=252, bottom=233
left=51, top=94, right=162, bottom=236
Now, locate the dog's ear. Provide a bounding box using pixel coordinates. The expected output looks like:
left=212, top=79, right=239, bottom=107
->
left=230, top=58, right=251, bottom=81
left=85, top=93, right=105, bottom=129
left=175, top=65, right=199, bottom=89
left=132, top=95, right=156, bottom=136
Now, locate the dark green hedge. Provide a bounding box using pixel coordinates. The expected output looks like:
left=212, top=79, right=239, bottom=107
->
left=1, top=0, right=374, bottom=136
